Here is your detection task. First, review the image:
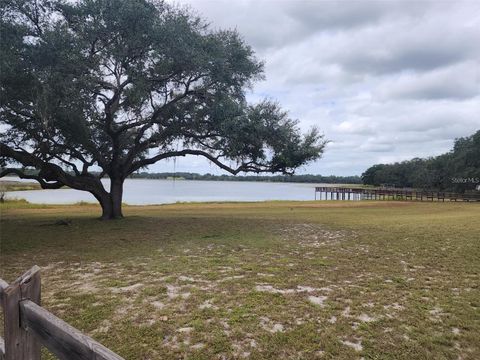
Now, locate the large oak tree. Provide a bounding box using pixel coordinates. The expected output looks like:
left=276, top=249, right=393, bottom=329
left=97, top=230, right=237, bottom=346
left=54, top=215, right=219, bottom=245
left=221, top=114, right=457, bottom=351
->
left=0, top=0, right=326, bottom=219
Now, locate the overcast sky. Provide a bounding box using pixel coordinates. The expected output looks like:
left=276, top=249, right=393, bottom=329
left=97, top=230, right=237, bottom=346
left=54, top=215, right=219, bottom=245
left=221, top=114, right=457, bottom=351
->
left=154, top=0, right=480, bottom=176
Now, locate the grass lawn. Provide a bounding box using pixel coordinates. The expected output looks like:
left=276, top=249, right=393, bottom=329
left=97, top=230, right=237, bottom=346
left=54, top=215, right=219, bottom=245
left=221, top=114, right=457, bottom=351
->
left=1, top=200, right=479, bottom=359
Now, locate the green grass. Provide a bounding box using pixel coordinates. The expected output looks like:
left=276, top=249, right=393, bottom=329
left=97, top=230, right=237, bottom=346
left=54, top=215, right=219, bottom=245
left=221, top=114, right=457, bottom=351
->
left=1, top=201, right=479, bottom=359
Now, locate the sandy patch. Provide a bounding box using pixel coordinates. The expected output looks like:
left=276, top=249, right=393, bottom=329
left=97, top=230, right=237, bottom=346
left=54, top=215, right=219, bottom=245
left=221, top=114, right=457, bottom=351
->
left=308, top=295, right=327, bottom=307
left=260, top=316, right=285, bottom=333
left=151, top=301, right=165, bottom=309
left=383, top=303, right=404, bottom=311
left=255, top=285, right=295, bottom=294
left=199, top=300, right=218, bottom=310
left=342, top=306, right=351, bottom=317
left=328, top=316, right=337, bottom=324
left=275, top=223, right=357, bottom=247
left=166, top=284, right=191, bottom=299
left=357, top=313, right=376, bottom=322
left=112, top=283, right=143, bottom=293
left=297, top=286, right=318, bottom=292
left=178, top=326, right=194, bottom=333
left=257, top=273, right=275, bottom=277
left=341, top=339, right=363, bottom=351
left=218, top=275, right=245, bottom=282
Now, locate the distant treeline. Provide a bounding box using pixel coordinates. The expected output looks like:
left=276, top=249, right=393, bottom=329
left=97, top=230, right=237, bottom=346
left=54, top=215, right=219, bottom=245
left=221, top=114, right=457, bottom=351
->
left=128, top=172, right=362, bottom=184
left=1, top=167, right=361, bottom=185
left=362, top=130, right=480, bottom=192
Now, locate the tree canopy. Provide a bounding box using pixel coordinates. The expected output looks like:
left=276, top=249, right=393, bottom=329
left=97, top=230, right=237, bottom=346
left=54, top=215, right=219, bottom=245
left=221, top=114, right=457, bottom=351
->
left=361, top=130, right=480, bottom=192
left=0, top=0, right=326, bottom=218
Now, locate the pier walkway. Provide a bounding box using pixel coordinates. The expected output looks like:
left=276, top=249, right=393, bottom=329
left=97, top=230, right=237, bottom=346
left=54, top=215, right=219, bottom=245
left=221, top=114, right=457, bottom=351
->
left=314, top=187, right=480, bottom=202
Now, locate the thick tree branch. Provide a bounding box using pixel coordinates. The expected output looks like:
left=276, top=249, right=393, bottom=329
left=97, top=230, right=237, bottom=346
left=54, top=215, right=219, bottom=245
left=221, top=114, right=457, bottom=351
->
left=128, top=149, right=289, bottom=175
left=0, top=168, right=64, bottom=189
left=0, top=144, right=107, bottom=193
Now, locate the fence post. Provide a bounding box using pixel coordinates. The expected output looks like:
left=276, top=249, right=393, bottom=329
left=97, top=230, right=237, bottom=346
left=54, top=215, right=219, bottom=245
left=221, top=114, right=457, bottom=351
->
left=3, top=266, right=41, bottom=360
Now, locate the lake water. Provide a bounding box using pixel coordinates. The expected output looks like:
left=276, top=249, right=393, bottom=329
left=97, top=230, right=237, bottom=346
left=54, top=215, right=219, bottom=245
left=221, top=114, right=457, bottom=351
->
left=2, top=177, right=336, bottom=204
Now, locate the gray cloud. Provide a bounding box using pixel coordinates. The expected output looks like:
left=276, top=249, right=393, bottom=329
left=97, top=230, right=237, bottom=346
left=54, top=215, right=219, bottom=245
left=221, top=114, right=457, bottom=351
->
left=285, top=1, right=391, bottom=29
left=333, top=26, right=480, bottom=75
left=158, top=0, right=480, bottom=176
left=376, top=62, right=480, bottom=100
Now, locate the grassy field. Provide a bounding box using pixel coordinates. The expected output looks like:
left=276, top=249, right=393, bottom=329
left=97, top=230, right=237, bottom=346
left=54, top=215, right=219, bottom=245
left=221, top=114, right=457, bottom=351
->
left=1, top=200, right=479, bottom=359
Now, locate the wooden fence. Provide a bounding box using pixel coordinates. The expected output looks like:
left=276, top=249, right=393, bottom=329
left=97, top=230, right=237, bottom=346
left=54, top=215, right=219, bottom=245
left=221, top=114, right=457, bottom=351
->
left=0, top=266, right=124, bottom=360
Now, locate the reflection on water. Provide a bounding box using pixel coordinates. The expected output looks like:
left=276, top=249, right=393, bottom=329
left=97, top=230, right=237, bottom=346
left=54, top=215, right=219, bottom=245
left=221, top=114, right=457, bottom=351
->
left=3, top=177, right=336, bottom=205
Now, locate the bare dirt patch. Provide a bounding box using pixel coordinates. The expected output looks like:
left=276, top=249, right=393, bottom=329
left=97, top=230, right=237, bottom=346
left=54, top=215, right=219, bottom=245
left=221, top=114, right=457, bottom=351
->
left=275, top=223, right=357, bottom=247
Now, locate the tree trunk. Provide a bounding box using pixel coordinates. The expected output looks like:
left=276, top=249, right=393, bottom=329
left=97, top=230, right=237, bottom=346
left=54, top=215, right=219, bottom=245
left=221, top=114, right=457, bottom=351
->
left=99, top=194, right=113, bottom=220
left=96, top=178, right=124, bottom=220
left=110, top=177, right=124, bottom=219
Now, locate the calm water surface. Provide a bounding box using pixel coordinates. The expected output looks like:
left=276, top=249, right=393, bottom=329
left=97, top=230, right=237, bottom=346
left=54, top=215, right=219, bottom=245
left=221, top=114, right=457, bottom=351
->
left=3, top=177, right=334, bottom=204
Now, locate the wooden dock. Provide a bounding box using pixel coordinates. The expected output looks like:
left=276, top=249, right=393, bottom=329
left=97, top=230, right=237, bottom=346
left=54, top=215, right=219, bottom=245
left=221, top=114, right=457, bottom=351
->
left=314, top=187, right=480, bottom=202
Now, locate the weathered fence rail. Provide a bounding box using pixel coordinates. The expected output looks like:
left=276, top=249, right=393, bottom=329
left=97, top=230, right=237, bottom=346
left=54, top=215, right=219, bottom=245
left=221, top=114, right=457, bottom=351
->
left=314, top=186, right=480, bottom=202
left=0, top=266, right=124, bottom=360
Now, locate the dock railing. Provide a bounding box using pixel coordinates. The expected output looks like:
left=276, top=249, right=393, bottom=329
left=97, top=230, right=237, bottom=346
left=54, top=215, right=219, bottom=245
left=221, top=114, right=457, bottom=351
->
left=314, top=186, right=480, bottom=202
left=0, top=266, right=124, bottom=360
